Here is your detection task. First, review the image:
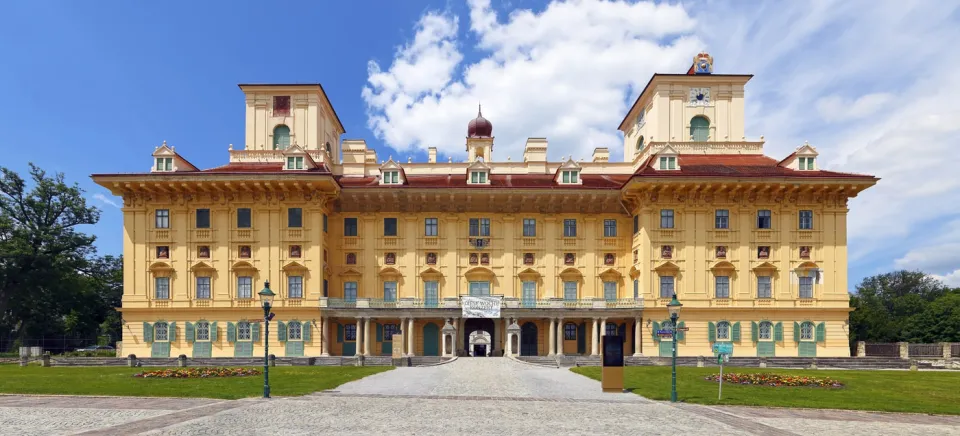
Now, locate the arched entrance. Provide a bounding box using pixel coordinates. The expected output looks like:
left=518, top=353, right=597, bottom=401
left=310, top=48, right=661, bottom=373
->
left=463, top=318, right=495, bottom=357
left=423, top=322, right=440, bottom=356
left=520, top=322, right=538, bottom=356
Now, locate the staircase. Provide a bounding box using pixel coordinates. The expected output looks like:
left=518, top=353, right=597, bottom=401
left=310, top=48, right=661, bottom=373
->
left=515, top=356, right=559, bottom=367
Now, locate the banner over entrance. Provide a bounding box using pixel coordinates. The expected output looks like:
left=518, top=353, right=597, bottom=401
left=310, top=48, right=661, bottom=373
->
left=461, top=296, right=501, bottom=318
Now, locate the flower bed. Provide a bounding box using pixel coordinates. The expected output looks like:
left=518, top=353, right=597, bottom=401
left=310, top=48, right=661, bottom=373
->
left=704, top=372, right=844, bottom=388
left=134, top=367, right=261, bottom=379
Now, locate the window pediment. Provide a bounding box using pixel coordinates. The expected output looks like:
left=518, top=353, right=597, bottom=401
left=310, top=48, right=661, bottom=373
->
left=379, top=158, right=405, bottom=185
left=466, top=159, right=491, bottom=185
left=781, top=142, right=819, bottom=171
left=282, top=145, right=316, bottom=171
left=151, top=142, right=197, bottom=173
left=555, top=158, right=582, bottom=185
left=654, top=145, right=680, bottom=171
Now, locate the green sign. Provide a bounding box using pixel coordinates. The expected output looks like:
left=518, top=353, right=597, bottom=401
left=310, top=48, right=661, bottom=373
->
left=712, top=342, right=733, bottom=355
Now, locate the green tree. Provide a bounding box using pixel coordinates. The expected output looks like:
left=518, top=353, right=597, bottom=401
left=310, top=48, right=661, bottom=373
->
left=849, top=270, right=952, bottom=344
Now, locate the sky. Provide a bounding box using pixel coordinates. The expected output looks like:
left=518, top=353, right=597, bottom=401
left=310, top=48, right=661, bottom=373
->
left=1, top=0, right=958, bottom=289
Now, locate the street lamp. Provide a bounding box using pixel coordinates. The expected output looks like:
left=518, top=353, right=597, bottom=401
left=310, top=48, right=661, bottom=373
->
left=258, top=281, right=276, bottom=399
left=666, top=293, right=683, bottom=403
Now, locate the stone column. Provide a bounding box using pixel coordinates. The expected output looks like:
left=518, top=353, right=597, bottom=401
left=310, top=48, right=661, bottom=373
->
left=600, top=318, right=607, bottom=339
left=363, top=318, right=372, bottom=356
left=548, top=318, right=556, bottom=356
left=942, top=342, right=952, bottom=359
left=321, top=317, right=330, bottom=356
left=457, top=317, right=464, bottom=355
left=591, top=318, right=599, bottom=356
left=502, top=318, right=509, bottom=356
left=355, top=318, right=363, bottom=356
left=634, top=317, right=642, bottom=356
left=556, top=317, right=565, bottom=357
left=407, top=318, right=415, bottom=356
left=856, top=341, right=866, bottom=357
left=898, top=341, right=909, bottom=359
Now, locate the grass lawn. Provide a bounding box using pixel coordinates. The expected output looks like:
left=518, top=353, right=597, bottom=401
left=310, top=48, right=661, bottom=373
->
left=572, top=366, right=960, bottom=415
left=0, top=365, right=391, bottom=399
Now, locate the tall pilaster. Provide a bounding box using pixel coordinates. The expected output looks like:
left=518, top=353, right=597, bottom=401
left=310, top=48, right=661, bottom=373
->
left=633, top=317, right=642, bottom=356
left=321, top=317, right=330, bottom=356
left=548, top=318, right=556, bottom=356
left=591, top=317, right=599, bottom=356
left=355, top=318, right=363, bottom=356
left=363, top=318, right=371, bottom=356
left=556, top=317, right=565, bottom=357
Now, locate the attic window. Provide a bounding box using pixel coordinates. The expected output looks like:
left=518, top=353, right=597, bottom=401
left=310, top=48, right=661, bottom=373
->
left=798, top=157, right=815, bottom=171
left=286, top=156, right=304, bottom=170
left=273, top=96, right=291, bottom=116
left=382, top=170, right=400, bottom=184
left=155, top=157, right=173, bottom=172
left=659, top=156, right=677, bottom=170
left=470, top=171, right=488, bottom=184
left=561, top=170, right=579, bottom=184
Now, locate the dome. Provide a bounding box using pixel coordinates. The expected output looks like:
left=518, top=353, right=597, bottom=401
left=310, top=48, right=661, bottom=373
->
left=468, top=106, right=493, bottom=138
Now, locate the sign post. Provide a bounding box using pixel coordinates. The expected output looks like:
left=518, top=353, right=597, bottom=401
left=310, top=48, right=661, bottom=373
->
left=711, top=342, right=733, bottom=400
left=601, top=335, right=624, bottom=393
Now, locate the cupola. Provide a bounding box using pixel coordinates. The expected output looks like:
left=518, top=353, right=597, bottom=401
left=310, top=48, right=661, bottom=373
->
left=467, top=106, right=493, bottom=138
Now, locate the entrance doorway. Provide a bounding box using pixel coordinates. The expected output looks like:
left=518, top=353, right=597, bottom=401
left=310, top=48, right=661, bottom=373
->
left=464, top=318, right=495, bottom=357
left=520, top=322, right=538, bottom=356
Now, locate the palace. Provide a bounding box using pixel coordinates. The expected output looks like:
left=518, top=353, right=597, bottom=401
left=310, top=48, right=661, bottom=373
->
left=92, top=53, right=876, bottom=360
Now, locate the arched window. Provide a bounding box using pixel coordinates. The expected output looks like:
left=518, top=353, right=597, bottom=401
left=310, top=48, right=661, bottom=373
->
left=325, top=142, right=331, bottom=153
left=605, top=322, right=618, bottom=337
left=758, top=321, right=773, bottom=340
left=716, top=321, right=731, bottom=340
left=237, top=321, right=252, bottom=341
left=636, top=135, right=645, bottom=151
left=800, top=321, right=815, bottom=340
left=273, top=125, right=291, bottom=149
left=154, top=322, right=169, bottom=341
left=196, top=321, right=210, bottom=341
left=287, top=321, right=302, bottom=340
left=690, top=116, right=709, bottom=141
left=564, top=323, right=577, bottom=340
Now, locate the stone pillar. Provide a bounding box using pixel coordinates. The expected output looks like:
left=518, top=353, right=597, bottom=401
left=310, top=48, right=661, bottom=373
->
left=457, top=317, right=464, bottom=355
left=759, top=357, right=767, bottom=368
left=41, top=352, right=50, bottom=367
left=591, top=318, right=599, bottom=356
left=407, top=318, right=415, bottom=356
left=268, top=354, right=276, bottom=367
left=502, top=318, right=509, bottom=356
left=127, top=354, right=137, bottom=367
left=600, top=318, right=607, bottom=339
left=633, top=317, right=642, bottom=356
left=898, top=341, right=909, bottom=359
left=856, top=341, right=865, bottom=357
left=556, top=317, right=565, bottom=357
left=321, top=317, right=330, bottom=356
left=355, top=318, right=364, bottom=356
left=364, top=318, right=372, bottom=356
left=548, top=318, right=556, bottom=356
left=696, top=355, right=704, bottom=367
left=942, top=342, right=952, bottom=359
left=177, top=354, right=187, bottom=367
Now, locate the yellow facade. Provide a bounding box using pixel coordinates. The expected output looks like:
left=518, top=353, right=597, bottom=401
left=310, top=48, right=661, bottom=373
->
left=94, top=53, right=876, bottom=361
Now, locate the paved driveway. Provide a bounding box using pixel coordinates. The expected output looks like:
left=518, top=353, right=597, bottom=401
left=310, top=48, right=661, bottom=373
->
left=1, top=358, right=959, bottom=435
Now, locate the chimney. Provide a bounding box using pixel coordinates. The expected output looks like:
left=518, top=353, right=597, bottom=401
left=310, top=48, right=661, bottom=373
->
left=523, top=138, right=548, bottom=163
left=592, top=147, right=609, bottom=163
left=428, top=147, right=437, bottom=163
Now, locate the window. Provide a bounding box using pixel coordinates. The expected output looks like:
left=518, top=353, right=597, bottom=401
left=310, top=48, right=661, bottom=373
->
left=383, top=218, right=398, bottom=236
left=606, top=323, right=618, bottom=337
left=287, top=321, right=302, bottom=340
left=382, top=170, right=400, bottom=184
left=659, top=275, right=674, bottom=298
left=237, top=322, right=251, bottom=341
left=424, top=218, right=438, bottom=236
left=196, top=277, right=211, bottom=299
left=288, top=276, right=303, bottom=299
left=155, top=277, right=170, bottom=299
left=715, top=276, right=730, bottom=298
left=196, top=321, right=210, bottom=341
left=287, top=208, right=303, bottom=228
left=564, top=323, right=577, bottom=340
left=800, top=322, right=814, bottom=340
left=799, top=210, right=813, bottom=230
left=322, top=214, right=328, bottom=233
left=690, top=115, right=709, bottom=141
left=323, top=279, right=328, bottom=297
left=798, top=157, right=815, bottom=170
left=636, top=109, right=645, bottom=128
left=757, top=276, right=772, bottom=298
left=715, top=209, right=729, bottom=229
left=561, top=170, right=579, bottom=184
left=344, top=282, right=358, bottom=301
left=603, top=281, right=617, bottom=301
left=759, top=321, right=773, bottom=340
left=757, top=210, right=772, bottom=229
left=660, top=209, right=674, bottom=229
left=633, top=215, right=639, bottom=234
left=156, top=157, right=173, bottom=172
left=237, top=208, right=251, bottom=228
left=469, top=218, right=490, bottom=237
left=469, top=281, right=490, bottom=296
left=799, top=276, right=814, bottom=298
left=155, top=209, right=170, bottom=229
left=273, top=125, right=291, bottom=149
left=563, top=219, right=577, bottom=237
left=603, top=219, right=617, bottom=237
left=716, top=321, right=730, bottom=340
left=522, top=219, right=536, bottom=237
left=383, top=324, right=399, bottom=341
left=195, top=209, right=210, bottom=229
left=522, top=281, right=536, bottom=307
left=237, top=276, right=252, bottom=299
left=563, top=281, right=577, bottom=301
left=633, top=279, right=639, bottom=299
left=659, top=156, right=677, bottom=170
left=636, top=135, right=645, bottom=151
left=286, top=156, right=304, bottom=170
left=154, top=322, right=169, bottom=341
left=470, top=171, right=488, bottom=184
left=273, top=96, right=290, bottom=116
left=383, top=281, right=397, bottom=302
left=424, top=281, right=439, bottom=307
left=344, top=218, right=358, bottom=236
left=344, top=324, right=357, bottom=341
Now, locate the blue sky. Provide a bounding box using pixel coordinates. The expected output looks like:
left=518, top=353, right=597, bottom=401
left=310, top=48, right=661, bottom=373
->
left=2, top=0, right=959, bottom=289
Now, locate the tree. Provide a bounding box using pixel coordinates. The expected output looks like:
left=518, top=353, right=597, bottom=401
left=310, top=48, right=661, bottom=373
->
left=849, top=270, right=954, bottom=344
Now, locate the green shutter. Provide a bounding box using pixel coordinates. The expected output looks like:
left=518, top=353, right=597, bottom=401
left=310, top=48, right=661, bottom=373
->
left=252, top=322, right=261, bottom=342
left=708, top=321, right=716, bottom=343
left=652, top=321, right=661, bottom=343
left=774, top=322, right=783, bottom=342
left=337, top=324, right=344, bottom=343
left=168, top=322, right=177, bottom=342
left=143, top=322, right=154, bottom=343
left=376, top=323, right=383, bottom=342
left=227, top=322, right=237, bottom=343
left=676, top=321, right=685, bottom=341
left=186, top=322, right=195, bottom=343
left=816, top=322, right=826, bottom=343
left=278, top=321, right=287, bottom=342
left=732, top=322, right=741, bottom=342
left=793, top=322, right=800, bottom=343
left=303, top=322, right=311, bottom=342
left=751, top=321, right=758, bottom=343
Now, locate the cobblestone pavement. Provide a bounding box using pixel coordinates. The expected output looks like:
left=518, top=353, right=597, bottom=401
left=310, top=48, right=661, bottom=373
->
left=2, top=358, right=959, bottom=435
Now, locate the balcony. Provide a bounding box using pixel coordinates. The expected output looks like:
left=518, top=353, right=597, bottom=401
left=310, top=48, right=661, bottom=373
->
left=282, top=228, right=306, bottom=241
left=792, top=230, right=822, bottom=243
left=752, top=230, right=776, bottom=242
left=192, top=229, right=213, bottom=242
left=419, top=237, right=441, bottom=249
left=707, top=229, right=737, bottom=242
left=560, top=238, right=581, bottom=250
left=520, top=237, right=542, bottom=250
left=232, top=229, right=254, bottom=241
left=600, top=238, right=625, bottom=250
left=342, top=237, right=360, bottom=248
left=235, top=299, right=255, bottom=308
left=655, top=229, right=681, bottom=242
left=149, top=229, right=174, bottom=242
left=379, top=237, right=400, bottom=249
left=711, top=298, right=732, bottom=307
left=797, top=298, right=817, bottom=307
left=755, top=298, right=774, bottom=307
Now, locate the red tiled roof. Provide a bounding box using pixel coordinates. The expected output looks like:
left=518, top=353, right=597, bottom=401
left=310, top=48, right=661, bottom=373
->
left=337, top=174, right=630, bottom=189
left=634, top=155, right=874, bottom=179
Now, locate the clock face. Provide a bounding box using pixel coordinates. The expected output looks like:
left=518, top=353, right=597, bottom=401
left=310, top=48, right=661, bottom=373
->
left=689, top=88, right=710, bottom=105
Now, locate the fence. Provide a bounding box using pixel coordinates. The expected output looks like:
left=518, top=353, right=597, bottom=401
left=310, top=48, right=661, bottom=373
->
left=864, top=343, right=900, bottom=357
left=909, top=343, right=943, bottom=358
left=858, top=342, right=959, bottom=359
left=954, top=343, right=960, bottom=358
left=0, top=337, right=114, bottom=357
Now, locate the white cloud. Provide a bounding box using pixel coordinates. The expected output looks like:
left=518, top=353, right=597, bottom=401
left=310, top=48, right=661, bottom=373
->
left=93, top=193, right=120, bottom=209
left=815, top=93, right=893, bottom=122
left=932, top=270, right=960, bottom=287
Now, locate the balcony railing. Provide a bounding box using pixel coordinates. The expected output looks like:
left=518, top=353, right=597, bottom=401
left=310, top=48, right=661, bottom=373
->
left=149, top=229, right=173, bottom=242
left=192, top=229, right=213, bottom=241
left=283, top=228, right=306, bottom=241
left=318, top=297, right=643, bottom=310
left=232, top=229, right=254, bottom=241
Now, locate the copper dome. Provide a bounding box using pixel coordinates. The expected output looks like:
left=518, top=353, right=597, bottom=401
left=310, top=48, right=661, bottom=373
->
left=467, top=106, right=493, bottom=138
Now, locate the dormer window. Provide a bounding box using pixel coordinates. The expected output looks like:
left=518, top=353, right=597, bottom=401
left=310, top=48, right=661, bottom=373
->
left=798, top=157, right=815, bottom=170
left=659, top=156, right=677, bottom=170
left=383, top=170, right=400, bottom=184
left=286, top=156, right=304, bottom=170
left=561, top=170, right=579, bottom=184
left=155, top=157, right=173, bottom=172
left=470, top=171, right=488, bottom=184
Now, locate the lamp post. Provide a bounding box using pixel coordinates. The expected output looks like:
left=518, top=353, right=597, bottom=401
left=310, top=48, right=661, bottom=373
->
left=666, top=293, right=683, bottom=403
left=258, top=281, right=276, bottom=399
